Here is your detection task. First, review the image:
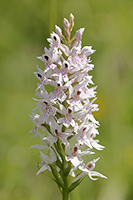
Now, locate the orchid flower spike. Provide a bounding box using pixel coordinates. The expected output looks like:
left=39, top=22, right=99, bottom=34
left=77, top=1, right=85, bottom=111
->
left=29, top=13, right=106, bottom=200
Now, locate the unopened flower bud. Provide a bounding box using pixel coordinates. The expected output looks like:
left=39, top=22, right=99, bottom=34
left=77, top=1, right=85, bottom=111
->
left=69, top=13, right=74, bottom=31
left=75, top=28, right=85, bottom=42
left=55, top=25, right=62, bottom=37
left=63, top=18, right=70, bottom=38
left=69, top=13, right=74, bottom=23
left=63, top=18, right=70, bottom=29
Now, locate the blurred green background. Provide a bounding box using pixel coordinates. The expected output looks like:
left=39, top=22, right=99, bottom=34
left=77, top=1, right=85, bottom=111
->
left=0, top=0, right=133, bottom=199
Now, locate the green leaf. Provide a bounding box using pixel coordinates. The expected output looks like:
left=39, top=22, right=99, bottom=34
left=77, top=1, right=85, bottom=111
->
left=62, top=125, right=67, bottom=132
left=51, top=177, right=63, bottom=193
left=53, top=62, right=62, bottom=70
left=49, top=164, right=64, bottom=189
left=68, top=178, right=83, bottom=193
left=41, top=122, right=51, bottom=134
left=56, top=158, right=62, bottom=169
left=65, top=161, right=72, bottom=175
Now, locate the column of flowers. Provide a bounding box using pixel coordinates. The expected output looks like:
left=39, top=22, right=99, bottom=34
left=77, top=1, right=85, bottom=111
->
left=29, top=13, right=107, bottom=200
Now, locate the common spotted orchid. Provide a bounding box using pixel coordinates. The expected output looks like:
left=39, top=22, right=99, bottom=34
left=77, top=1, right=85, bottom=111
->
left=29, top=13, right=107, bottom=200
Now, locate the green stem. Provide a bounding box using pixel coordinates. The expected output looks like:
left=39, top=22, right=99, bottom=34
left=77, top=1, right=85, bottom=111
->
left=62, top=175, right=69, bottom=200
left=53, top=139, right=70, bottom=200
left=62, top=161, right=70, bottom=200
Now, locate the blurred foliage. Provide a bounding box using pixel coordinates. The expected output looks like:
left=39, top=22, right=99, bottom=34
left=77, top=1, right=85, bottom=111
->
left=0, top=0, right=133, bottom=200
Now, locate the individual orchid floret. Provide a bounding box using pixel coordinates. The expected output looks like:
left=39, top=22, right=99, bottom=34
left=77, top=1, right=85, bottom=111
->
left=29, top=113, right=44, bottom=138
left=69, top=68, right=94, bottom=84
left=34, top=66, right=45, bottom=81
left=73, top=158, right=107, bottom=182
left=47, top=32, right=61, bottom=50
left=41, top=133, right=57, bottom=147
left=49, top=82, right=67, bottom=103
left=67, top=47, right=85, bottom=73
left=42, top=101, right=57, bottom=123
left=32, top=131, right=57, bottom=148
left=55, top=61, right=69, bottom=82
left=37, top=51, right=57, bottom=73
left=74, top=78, right=96, bottom=96
left=57, top=107, right=77, bottom=128
left=50, top=122, right=73, bottom=144
left=73, top=126, right=92, bottom=149
left=81, top=46, right=96, bottom=57
left=55, top=129, right=72, bottom=144
left=65, top=143, right=94, bottom=168
left=76, top=128, right=104, bottom=151
left=72, top=120, right=104, bottom=151
left=34, top=66, right=54, bottom=91
left=75, top=98, right=100, bottom=125
left=65, top=143, right=83, bottom=167
left=29, top=132, right=56, bottom=150
left=36, top=148, right=57, bottom=175
left=49, top=74, right=67, bottom=102
left=67, top=90, right=83, bottom=112
left=34, top=88, right=59, bottom=123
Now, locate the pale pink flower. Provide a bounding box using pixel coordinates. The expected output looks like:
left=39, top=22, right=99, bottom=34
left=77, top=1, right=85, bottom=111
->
left=36, top=148, right=57, bottom=175
left=73, top=157, right=107, bottom=182
left=58, top=107, right=77, bottom=128
left=65, top=143, right=94, bottom=167
left=75, top=28, right=85, bottom=42
left=50, top=122, right=73, bottom=144
left=47, top=32, right=61, bottom=49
